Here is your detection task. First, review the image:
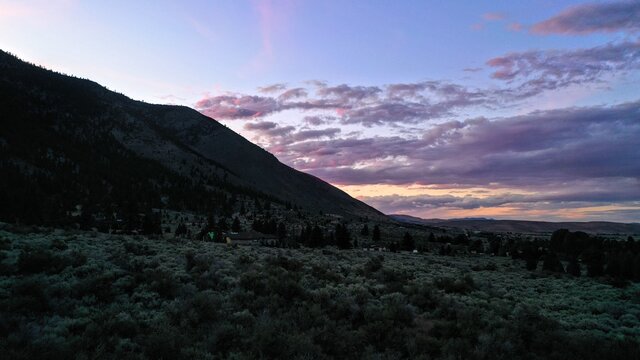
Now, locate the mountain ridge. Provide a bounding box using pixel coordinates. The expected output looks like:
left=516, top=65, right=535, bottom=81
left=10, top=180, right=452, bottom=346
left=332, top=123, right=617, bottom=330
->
left=0, top=49, right=384, bottom=224
left=390, top=214, right=640, bottom=234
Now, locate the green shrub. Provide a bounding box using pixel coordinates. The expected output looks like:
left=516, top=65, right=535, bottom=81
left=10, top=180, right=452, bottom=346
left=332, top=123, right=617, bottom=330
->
left=17, top=248, right=66, bottom=274
left=363, top=255, right=383, bottom=275
left=434, top=274, right=476, bottom=294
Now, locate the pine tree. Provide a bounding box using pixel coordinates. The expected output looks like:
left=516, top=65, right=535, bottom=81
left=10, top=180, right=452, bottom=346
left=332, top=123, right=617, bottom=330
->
left=542, top=252, right=565, bottom=273
left=175, top=223, right=187, bottom=236
left=335, top=223, right=352, bottom=250
left=566, top=257, right=581, bottom=277
left=217, top=217, right=229, bottom=232
left=310, top=225, right=324, bottom=248
left=605, top=252, right=622, bottom=278
left=372, top=225, right=381, bottom=243
left=231, top=217, right=241, bottom=232
left=401, top=232, right=415, bottom=251
left=360, top=224, right=369, bottom=236
left=278, top=222, right=287, bottom=240
left=584, top=248, right=604, bottom=277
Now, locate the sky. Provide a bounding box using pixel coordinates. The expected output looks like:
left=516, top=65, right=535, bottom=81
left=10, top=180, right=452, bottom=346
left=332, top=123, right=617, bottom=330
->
left=1, top=0, right=639, bottom=222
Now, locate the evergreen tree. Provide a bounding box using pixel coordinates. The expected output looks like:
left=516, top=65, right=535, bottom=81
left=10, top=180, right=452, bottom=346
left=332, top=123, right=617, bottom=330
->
left=584, top=248, right=604, bottom=277
left=522, top=243, right=539, bottom=271
left=335, top=223, right=352, bottom=250
left=428, top=232, right=436, bottom=243
left=401, top=232, right=415, bottom=251
left=217, top=217, right=229, bottom=232
left=634, top=253, right=640, bottom=281
left=175, top=223, right=187, bottom=236
left=621, top=252, right=635, bottom=280
left=309, top=225, right=324, bottom=248
left=542, top=252, right=565, bottom=273
left=231, top=217, right=241, bottom=232
left=278, top=222, right=287, bottom=240
left=360, top=224, right=369, bottom=236
left=566, top=257, right=581, bottom=277
left=142, top=211, right=162, bottom=235
left=550, top=229, right=569, bottom=253
left=605, top=252, right=622, bottom=278
left=372, top=225, right=381, bottom=243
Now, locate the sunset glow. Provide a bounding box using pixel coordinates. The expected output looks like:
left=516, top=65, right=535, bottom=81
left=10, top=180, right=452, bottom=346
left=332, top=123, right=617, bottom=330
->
left=3, top=0, right=638, bottom=221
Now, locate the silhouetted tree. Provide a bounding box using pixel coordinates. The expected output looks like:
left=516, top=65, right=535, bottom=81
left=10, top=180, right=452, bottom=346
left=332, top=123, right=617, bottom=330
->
left=335, top=223, right=352, bottom=250
left=605, top=252, right=622, bottom=278
left=360, top=224, right=369, bottom=236
left=584, top=248, right=604, bottom=277
left=550, top=229, right=569, bottom=253
left=566, top=257, right=581, bottom=277
left=542, top=252, right=565, bottom=273
left=372, top=225, right=381, bottom=243
left=522, top=243, right=539, bottom=271
left=309, top=225, right=324, bottom=248
left=217, top=217, right=229, bottom=232
left=401, top=232, right=415, bottom=251
left=231, top=217, right=241, bottom=232
left=278, top=222, right=287, bottom=240
left=175, top=223, right=187, bottom=236
left=142, top=211, right=162, bottom=235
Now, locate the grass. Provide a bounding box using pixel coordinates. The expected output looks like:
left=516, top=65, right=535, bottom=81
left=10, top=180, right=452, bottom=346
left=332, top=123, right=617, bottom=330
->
left=0, top=223, right=639, bottom=359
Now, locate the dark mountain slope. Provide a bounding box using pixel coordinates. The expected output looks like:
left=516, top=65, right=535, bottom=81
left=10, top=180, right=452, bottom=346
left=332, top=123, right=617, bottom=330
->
left=0, top=50, right=383, bottom=224
left=391, top=214, right=640, bottom=235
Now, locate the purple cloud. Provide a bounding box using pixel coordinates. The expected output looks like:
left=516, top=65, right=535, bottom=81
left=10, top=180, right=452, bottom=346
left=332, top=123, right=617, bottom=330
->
left=196, top=95, right=279, bottom=119
left=483, top=12, right=505, bottom=21
left=270, top=100, right=640, bottom=189
left=532, top=1, right=640, bottom=35
left=277, top=87, right=307, bottom=101
left=196, top=41, right=639, bottom=125
left=257, top=83, right=287, bottom=93
left=243, top=121, right=278, bottom=131
left=363, top=181, right=640, bottom=215
left=487, top=40, right=640, bottom=95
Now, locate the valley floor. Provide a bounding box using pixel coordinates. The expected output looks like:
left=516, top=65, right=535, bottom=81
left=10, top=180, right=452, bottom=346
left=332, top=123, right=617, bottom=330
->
left=1, top=223, right=639, bottom=359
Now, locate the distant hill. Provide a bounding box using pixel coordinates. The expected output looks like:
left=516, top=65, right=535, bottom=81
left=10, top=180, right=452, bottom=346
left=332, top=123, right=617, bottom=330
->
left=390, top=214, right=640, bottom=235
left=0, top=49, right=383, bottom=225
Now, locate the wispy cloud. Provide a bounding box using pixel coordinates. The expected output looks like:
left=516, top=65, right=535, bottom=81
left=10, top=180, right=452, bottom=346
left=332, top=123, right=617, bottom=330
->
left=487, top=40, right=640, bottom=96
left=532, top=1, right=640, bottom=35
left=270, top=100, right=640, bottom=191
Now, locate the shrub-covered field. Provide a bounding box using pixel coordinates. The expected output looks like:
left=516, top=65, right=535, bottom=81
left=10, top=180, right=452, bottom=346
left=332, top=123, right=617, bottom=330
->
left=1, top=223, right=639, bottom=359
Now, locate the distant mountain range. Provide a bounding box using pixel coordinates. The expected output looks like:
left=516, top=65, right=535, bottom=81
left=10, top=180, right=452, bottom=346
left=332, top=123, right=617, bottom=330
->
left=391, top=214, right=640, bottom=235
left=0, top=50, right=383, bottom=224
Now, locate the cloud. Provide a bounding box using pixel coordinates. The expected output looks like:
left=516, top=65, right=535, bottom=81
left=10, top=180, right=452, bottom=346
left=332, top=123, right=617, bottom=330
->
left=195, top=80, right=497, bottom=124
left=257, top=83, right=287, bottom=93
left=244, top=121, right=295, bottom=139
left=483, top=12, right=505, bottom=21
left=243, top=121, right=340, bottom=144
left=508, top=22, right=523, bottom=32
left=303, top=115, right=332, bottom=126
left=487, top=40, right=640, bottom=95
left=532, top=1, right=640, bottom=35
left=290, top=128, right=341, bottom=142
left=362, top=184, right=640, bottom=216
left=197, top=40, right=639, bottom=125
left=195, top=94, right=279, bottom=119
left=316, top=84, right=382, bottom=102
left=243, top=121, right=278, bottom=131
left=268, top=100, right=640, bottom=192
left=277, top=87, right=307, bottom=101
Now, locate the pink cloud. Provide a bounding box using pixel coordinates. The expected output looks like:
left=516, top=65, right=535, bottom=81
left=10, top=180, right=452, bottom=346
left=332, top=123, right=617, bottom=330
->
left=483, top=12, right=505, bottom=21
left=531, top=1, right=640, bottom=35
